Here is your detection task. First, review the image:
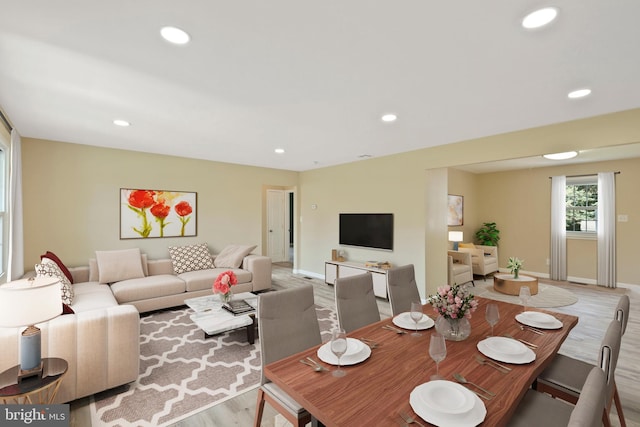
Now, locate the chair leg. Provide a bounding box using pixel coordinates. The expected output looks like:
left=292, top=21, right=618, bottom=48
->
left=254, top=388, right=266, bottom=427
left=612, top=383, right=626, bottom=427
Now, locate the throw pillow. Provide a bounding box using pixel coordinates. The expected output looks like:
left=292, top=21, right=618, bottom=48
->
left=35, top=258, right=74, bottom=305
left=168, top=243, right=214, bottom=274
left=213, top=244, right=257, bottom=268
left=90, top=253, right=148, bottom=281
left=62, top=303, right=75, bottom=315
left=95, top=248, right=145, bottom=284
left=40, top=251, right=74, bottom=284
left=459, top=243, right=476, bottom=249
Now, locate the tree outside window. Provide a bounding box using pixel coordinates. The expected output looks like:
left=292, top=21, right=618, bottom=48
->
left=566, top=182, right=597, bottom=232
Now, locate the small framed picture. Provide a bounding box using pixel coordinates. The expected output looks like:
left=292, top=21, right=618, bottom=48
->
left=447, top=194, right=463, bottom=226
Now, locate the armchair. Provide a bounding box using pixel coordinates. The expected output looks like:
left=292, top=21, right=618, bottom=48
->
left=458, top=244, right=499, bottom=280
left=447, top=251, right=474, bottom=287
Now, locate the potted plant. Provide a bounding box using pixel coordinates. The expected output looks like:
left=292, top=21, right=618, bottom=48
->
left=475, top=222, right=500, bottom=246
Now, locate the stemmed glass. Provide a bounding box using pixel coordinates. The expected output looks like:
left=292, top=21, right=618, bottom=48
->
left=429, top=332, right=447, bottom=380
left=519, top=286, right=531, bottom=313
left=485, top=303, right=500, bottom=336
left=410, top=301, right=423, bottom=337
left=330, top=328, right=348, bottom=377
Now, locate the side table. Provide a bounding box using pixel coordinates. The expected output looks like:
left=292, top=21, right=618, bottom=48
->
left=0, top=357, right=68, bottom=404
left=493, top=274, right=539, bottom=296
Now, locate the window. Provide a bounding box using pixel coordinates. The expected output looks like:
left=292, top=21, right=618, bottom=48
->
left=566, top=176, right=597, bottom=236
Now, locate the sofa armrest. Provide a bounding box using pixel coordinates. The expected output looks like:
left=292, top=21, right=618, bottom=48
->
left=448, top=250, right=472, bottom=266
left=242, top=255, right=272, bottom=292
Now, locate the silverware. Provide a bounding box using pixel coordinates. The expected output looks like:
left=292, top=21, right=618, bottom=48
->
left=476, top=355, right=511, bottom=374
left=518, top=324, right=545, bottom=335
left=359, top=338, right=379, bottom=348
left=299, top=359, right=322, bottom=372
left=399, top=410, right=426, bottom=427
left=453, top=373, right=495, bottom=398
left=504, top=334, right=538, bottom=349
left=382, top=325, right=406, bottom=334
left=305, top=357, right=330, bottom=372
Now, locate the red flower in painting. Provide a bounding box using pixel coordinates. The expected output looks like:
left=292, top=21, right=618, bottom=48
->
left=128, top=190, right=156, bottom=209
left=150, top=203, right=170, bottom=219
left=175, top=201, right=193, bottom=217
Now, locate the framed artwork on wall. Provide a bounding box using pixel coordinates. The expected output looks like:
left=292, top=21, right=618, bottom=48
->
left=120, top=188, right=197, bottom=239
left=447, top=194, right=463, bottom=226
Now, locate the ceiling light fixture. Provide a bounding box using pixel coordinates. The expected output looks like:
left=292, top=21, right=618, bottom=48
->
left=522, top=7, right=559, bottom=29
left=543, top=151, right=578, bottom=160
left=113, top=119, right=131, bottom=127
left=160, top=26, right=190, bottom=45
left=381, top=114, right=397, bottom=122
left=568, top=88, right=592, bottom=99
left=274, top=148, right=285, bottom=154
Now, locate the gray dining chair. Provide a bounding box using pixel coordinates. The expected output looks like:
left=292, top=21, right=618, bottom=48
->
left=509, top=367, right=606, bottom=427
left=386, top=264, right=421, bottom=316
left=535, top=318, right=623, bottom=427
left=253, top=284, right=322, bottom=427
left=615, top=294, right=630, bottom=335
left=335, top=272, right=381, bottom=333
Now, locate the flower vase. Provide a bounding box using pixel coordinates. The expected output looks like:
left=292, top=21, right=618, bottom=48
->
left=219, top=292, right=232, bottom=304
left=435, top=316, right=471, bottom=341
left=513, top=269, right=519, bottom=279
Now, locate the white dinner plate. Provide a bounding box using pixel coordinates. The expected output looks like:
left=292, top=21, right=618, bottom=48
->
left=392, top=312, right=435, bottom=330
left=317, top=338, right=371, bottom=365
left=410, top=382, right=486, bottom=426
left=477, top=337, right=536, bottom=364
left=516, top=311, right=563, bottom=329
left=415, top=380, right=475, bottom=415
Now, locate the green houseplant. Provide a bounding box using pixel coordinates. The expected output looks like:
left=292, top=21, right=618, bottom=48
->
left=475, top=222, right=500, bottom=246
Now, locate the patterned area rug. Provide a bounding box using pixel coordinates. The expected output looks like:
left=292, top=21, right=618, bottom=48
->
left=474, top=281, right=578, bottom=307
left=90, top=304, right=338, bottom=426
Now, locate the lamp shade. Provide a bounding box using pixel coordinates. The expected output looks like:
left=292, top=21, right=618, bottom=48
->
left=448, top=231, right=464, bottom=242
left=0, top=277, right=62, bottom=328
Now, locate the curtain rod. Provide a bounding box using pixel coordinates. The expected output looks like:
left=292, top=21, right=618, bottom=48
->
left=548, top=171, right=621, bottom=179
left=0, top=110, right=12, bottom=132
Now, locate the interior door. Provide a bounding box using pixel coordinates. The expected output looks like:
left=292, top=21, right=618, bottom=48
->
left=267, top=189, right=286, bottom=262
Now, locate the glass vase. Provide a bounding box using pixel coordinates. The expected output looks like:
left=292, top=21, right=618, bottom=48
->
left=435, top=315, right=471, bottom=341
left=219, top=292, right=232, bottom=304
left=513, top=269, right=519, bottom=279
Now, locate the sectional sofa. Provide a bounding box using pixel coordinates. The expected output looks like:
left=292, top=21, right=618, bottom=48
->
left=0, top=244, right=272, bottom=403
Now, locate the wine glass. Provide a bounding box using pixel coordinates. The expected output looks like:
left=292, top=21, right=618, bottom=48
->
left=410, top=301, right=423, bottom=337
left=429, top=332, right=447, bottom=380
left=330, top=328, right=348, bottom=377
left=519, top=286, right=531, bottom=313
left=485, top=303, right=500, bottom=336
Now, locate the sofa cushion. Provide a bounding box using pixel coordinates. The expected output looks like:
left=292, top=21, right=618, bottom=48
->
left=70, top=282, right=119, bottom=312
left=110, top=274, right=186, bottom=304
left=95, top=248, right=145, bottom=284
left=41, top=251, right=74, bottom=284
left=213, top=244, right=257, bottom=268
left=90, top=254, right=148, bottom=282
left=35, top=257, right=74, bottom=305
left=178, top=268, right=252, bottom=292
left=168, top=243, right=214, bottom=274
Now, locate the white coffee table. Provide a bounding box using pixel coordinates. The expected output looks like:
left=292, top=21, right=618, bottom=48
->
left=185, top=292, right=258, bottom=344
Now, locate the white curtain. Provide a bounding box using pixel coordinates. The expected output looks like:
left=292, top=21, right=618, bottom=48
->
left=7, top=129, right=24, bottom=281
left=550, top=176, right=567, bottom=281
left=597, top=172, right=616, bottom=288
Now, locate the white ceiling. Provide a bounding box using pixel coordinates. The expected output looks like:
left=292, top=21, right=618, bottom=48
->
left=1, top=1, right=640, bottom=171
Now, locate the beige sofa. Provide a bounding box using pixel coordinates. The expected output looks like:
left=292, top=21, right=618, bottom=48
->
left=0, top=251, right=272, bottom=403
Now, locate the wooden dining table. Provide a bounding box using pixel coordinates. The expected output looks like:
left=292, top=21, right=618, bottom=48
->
left=264, top=296, right=579, bottom=427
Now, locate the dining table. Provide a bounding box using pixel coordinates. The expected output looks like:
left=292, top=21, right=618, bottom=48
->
left=264, top=296, right=579, bottom=427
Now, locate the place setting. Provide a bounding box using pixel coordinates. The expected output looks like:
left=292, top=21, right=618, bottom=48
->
left=316, top=328, right=372, bottom=377
left=391, top=301, right=435, bottom=336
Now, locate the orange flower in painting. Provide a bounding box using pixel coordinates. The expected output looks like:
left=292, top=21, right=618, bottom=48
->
left=175, top=201, right=193, bottom=217
left=128, top=190, right=156, bottom=209
left=151, top=202, right=170, bottom=219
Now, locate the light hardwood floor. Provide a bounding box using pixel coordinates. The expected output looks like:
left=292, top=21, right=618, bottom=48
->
left=72, top=265, right=639, bottom=426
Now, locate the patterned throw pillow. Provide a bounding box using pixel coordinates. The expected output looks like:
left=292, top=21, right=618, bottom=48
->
left=167, top=243, right=214, bottom=274
left=35, top=258, right=74, bottom=305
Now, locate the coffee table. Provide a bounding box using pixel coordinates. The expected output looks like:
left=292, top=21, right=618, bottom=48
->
left=185, top=292, right=258, bottom=344
left=493, top=273, right=539, bottom=295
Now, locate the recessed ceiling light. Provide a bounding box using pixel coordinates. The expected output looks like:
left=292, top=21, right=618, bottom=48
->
left=274, top=148, right=285, bottom=154
left=543, top=151, right=578, bottom=160
left=358, top=154, right=372, bottom=159
left=381, top=114, right=397, bottom=122
left=568, top=88, right=592, bottom=99
left=113, top=119, right=131, bottom=127
left=522, top=7, right=558, bottom=29
left=160, top=26, right=190, bottom=45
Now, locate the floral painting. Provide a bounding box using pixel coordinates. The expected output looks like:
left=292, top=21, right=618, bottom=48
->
left=120, top=189, right=197, bottom=239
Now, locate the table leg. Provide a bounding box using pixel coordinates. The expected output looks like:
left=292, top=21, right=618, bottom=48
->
left=247, top=315, right=257, bottom=345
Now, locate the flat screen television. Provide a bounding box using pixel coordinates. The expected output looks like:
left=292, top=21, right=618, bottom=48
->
left=339, top=213, right=393, bottom=251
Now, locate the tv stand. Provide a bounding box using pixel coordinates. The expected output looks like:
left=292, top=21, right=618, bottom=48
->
left=324, top=261, right=390, bottom=299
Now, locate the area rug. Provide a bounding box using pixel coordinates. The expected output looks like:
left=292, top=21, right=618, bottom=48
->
left=90, top=304, right=338, bottom=427
left=474, top=281, right=578, bottom=307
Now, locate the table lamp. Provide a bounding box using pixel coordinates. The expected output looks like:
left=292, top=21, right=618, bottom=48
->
left=0, top=276, right=62, bottom=381
left=449, top=231, right=464, bottom=251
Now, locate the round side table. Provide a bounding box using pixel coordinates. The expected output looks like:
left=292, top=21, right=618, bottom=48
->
left=493, top=274, right=539, bottom=296
left=0, top=357, right=68, bottom=404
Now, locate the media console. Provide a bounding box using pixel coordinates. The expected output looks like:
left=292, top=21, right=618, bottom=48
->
left=324, top=261, right=390, bottom=299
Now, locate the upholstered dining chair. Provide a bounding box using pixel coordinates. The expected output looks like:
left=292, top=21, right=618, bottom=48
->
left=335, top=272, right=381, bottom=333
left=510, top=367, right=606, bottom=427
left=615, top=294, right=630, bottom=335
left=535, top=319, right=623, bottom=427
left=386, top=264, right=421, bottom=316
left=253, top=284, right=322, bottom=427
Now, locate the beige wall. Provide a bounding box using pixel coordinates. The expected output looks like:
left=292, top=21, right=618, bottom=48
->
left=21, top=138, right=298, bottom=268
